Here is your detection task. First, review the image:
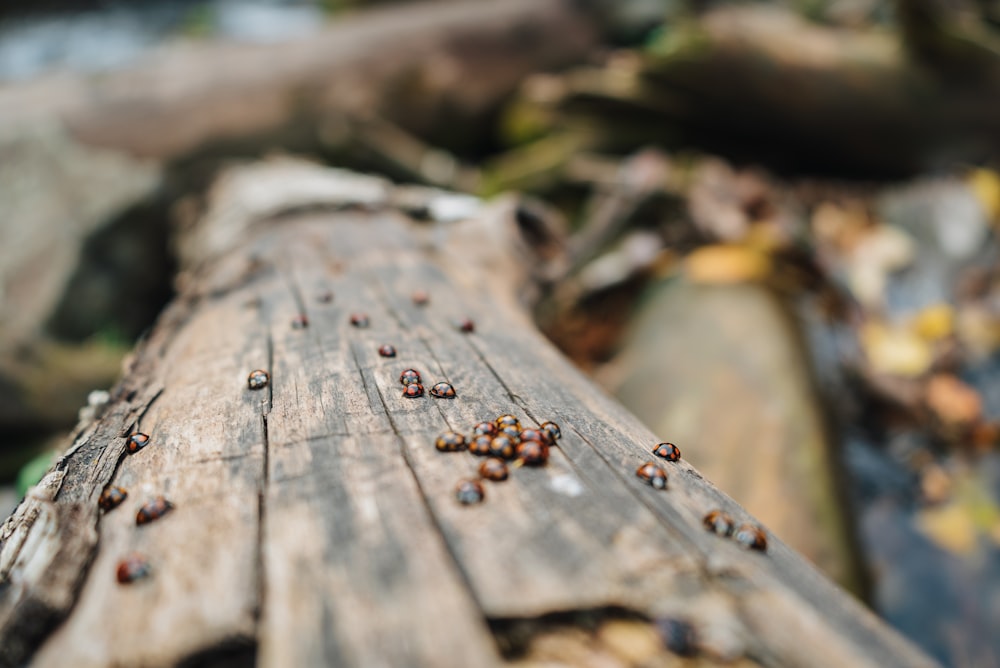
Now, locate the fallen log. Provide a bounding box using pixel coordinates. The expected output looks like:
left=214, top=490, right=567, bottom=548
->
left=0, top=161, right=939, bottom=667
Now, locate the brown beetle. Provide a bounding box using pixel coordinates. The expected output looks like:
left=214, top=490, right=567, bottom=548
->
left=520, top=427, right=547, bottom=444
left=468, top=434, right=493, bottom=457
left=472, top=421, right=497, bottom=437
left=635, top=461, right=668, bottom=489
left=653, top=442, right=681, bottom=462
left=136, top=496, right=174, bottom=525
left=478, top=458, right=509, bottom=481
left=733, top=524, right=768, bottom=552
left=116, top=554, right=152, bottom=584
left=540, top=421, right=562, bottom=442
left=378, top=344, right=397, bottom=358
left=402, top=383, right=425, bottom=398
left=248, top=369, right=270, bottom=390
left=702, top=510, right=735, bottom=537
left=349, top=313, right=370, bottom=328
left=99, top=486, right=128, bottom=511
left=495, top=414, right=520, bottom=430
left=455, top=479, right=485, bottom=505
left=488, top=435, right=517, bottom=460
left=399, top=369, right=421, bottom=386
left=435, top=431, right=467, bottom=452
left=430, top=382, right=456, bottom=399
left=516, top=439, right=550, bottom=466
left=126, top=433, right=150, bottom=454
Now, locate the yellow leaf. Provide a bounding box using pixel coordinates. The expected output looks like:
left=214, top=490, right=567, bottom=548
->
left=912, top=304, right=954, bottom=342
left=685, top=245, right=771, bottom=284
left=861, top=321, right=933, bottom=378
left=917, top=503, right=977, bottom=555
left=968, top=168, right=1000, bottom=222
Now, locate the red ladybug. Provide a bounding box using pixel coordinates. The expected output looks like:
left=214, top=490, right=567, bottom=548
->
left=116, top=554, right=151, bottom=584
left=636, top=461, right=668, bottom=489
left=402, top=383, right=425, bottom=398
left=399, top=369, right=421, bottom=386
left=734, top=524, right=768, bottom=552
left=248, top=369, right=269, bottom=390
left=478, top=458, right=509, bottom=481
left=99, top=486, right=128, bottom=511
left=126, top=433, right=150, bottom=454
left=516, top=439, right=549, bottom=466
left=653, top=442, right=681, bottom=462
left=350, top=313, right=370, bottom=328
left=435, top=431, right=467, bottom=452
left=468, top=435, right=493, bottom=456
left=378, top=344, right=397, bottom=358
left=702, top=510, right=735, bottom=537
left=136, top=496, right=174, bottom=525
left=455, top=479, right=485, bottom=505
left=472, top=422, right=497, bottom=437
left=457, top=318, right=475, bottom=333
left=488, top=435, right=516, bottom=460
left=430, top=382, right=457, bottom=399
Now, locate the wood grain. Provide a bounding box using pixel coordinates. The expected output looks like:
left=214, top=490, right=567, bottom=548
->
left=0, top=163, right=939, bottom=667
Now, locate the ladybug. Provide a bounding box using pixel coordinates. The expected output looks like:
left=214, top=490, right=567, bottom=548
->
left=136, top=496, right=174, bottom=525
left=316, top=291, right=334, bottom=304
left=540, top=421, right=562, bottom=443
left=478, top=457, right=509, bottom=481
left=248, top=369, right=270, bottom=390
left=349, top=313, right=370, bottom=328
left=455, top=479, right=485, bottom=505
left=378, top=344, right=397, bottom=358
left=435, top=431, right=467, bottom=452
left=116, top=554, right=152, bottom=584
left=126, top=432, right=150, bottom=454
left=399, top=369, right=421, bottom=386
left=733, top=524, right=768, bottom=552
left=495, top=414, right=521, bottom=431
left=657, top=618, right=698, bottom=657
left=99, top=486, right=128, bottom=511
left=488, top=435, right=517, bottom=460
left=430, top=382, right=456, bottom=399
left=516, top=439, right=549, bottom=466
left=412, top=290, right=429, bottom=306
left=472, top=421, right=497, bottom=437
left=636, top=461, right=668, bottom=489
left=402, top=383, right=425, bottom=398
left=457, top=318, right=475, bottom=333
left=702, top=510, right=735, bottom=537
left=653, top=442, right=681, bottom=462
left=498, top=425, right=521, bottom=441
left=468, top=435, right=493, bottom=456
left=520, top=427, right=546, bottom=444
left=291, top=314, right=309, bottom=329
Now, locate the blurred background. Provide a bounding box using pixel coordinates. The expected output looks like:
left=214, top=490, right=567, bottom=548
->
left=1, top=0, right=1000, bottom=665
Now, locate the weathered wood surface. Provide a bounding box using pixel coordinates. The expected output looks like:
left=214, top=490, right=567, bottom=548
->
left=0, top=162, right=939, bottom=667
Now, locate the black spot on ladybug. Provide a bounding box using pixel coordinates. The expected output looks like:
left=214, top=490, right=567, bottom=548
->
left=399, top=369, right=421, bottom=385
left=516, top=439, right=549, bottom=466
left=478, top=458, right=509, bottom=481
left=435, top=431, right=467, bottom=452
left=455, top=479, right=485, bottom=505
left=734, top=524, right=768, bottom=552
left=495, top=414, right=521, bottom=431
left=468, top=435, right=493, bottom=456
left=430, top=382, right=456, bottom=398
left=248, top=369, right=270, bottom=390
left=653, top=442, right=681, bottom=462
left=378, top=344, right=397, bottom=358
left=126, top=433, right=150, bottom=454
left=136, top=496, right=174, bottom=525
left=636, top=461, right=668, bottom=489
left=291, top=314, right=309, bottom=329
left=488, top=434, right=517, bottom=460
left=540, top=421, right=561, bottom=443
left=412, top=290, right=429, bottom=306
left=402, top=383, right=425, bottom=398
left=656, top=618, right=698, bottom=657
left=457, top=318, right=475, bottom=333
left=350, top=313, right=370, bottom=328
left=116, top=554, right=152, bottom=584
left=472, top=421, right=497, bottom=437
left=99, top=486, right=128, bottom=511
left=702, top=510, right=735, bottom=537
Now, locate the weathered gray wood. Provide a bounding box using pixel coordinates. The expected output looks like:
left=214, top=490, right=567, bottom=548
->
left=0, top=162, right=939, bottom=667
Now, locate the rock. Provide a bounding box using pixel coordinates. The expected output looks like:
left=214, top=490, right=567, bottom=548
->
left=606, top=280, right=865, bottom=593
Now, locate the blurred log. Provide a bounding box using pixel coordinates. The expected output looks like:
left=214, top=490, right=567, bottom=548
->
left=0, top=160, right=939, bottom=667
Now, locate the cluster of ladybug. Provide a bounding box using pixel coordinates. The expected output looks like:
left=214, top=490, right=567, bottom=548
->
left=702, top=509, right=767, bottom=551
left=398, top=368, right=457, bottom=400
left=431, top=413, right=562, bottom=505
left=101, top=432, right=177, bottom=584
left=635, top=442, right=682, bottom=489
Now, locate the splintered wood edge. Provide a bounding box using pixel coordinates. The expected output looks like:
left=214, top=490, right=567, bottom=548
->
left=0, top=169, right=938, bottom=668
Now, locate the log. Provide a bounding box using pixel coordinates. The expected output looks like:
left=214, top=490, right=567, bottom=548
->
left=0, top=161, right=939, bottom=667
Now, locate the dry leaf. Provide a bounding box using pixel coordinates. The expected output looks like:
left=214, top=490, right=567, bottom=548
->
left=861, top=321, right=933, bottom=378
left=684, top=245, right=771, bottom=284
left=925, top=374, right=982, bottom=427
